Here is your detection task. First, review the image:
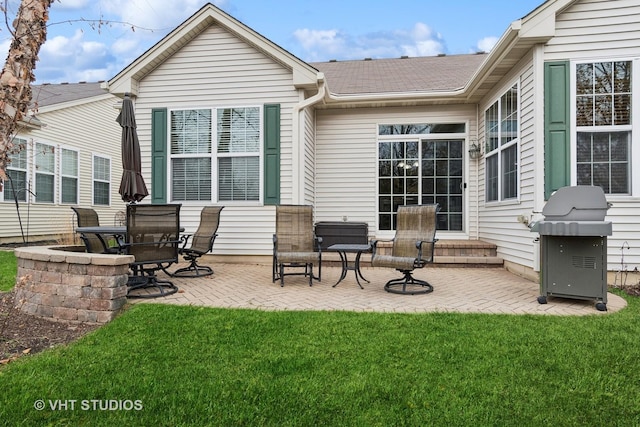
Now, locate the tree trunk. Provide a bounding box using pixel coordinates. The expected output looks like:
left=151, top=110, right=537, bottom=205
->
left=0, top=0, right=53, bottom=181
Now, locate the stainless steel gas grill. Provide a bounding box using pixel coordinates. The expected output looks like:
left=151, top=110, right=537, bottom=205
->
left=530, top=186, right=612, bottom=311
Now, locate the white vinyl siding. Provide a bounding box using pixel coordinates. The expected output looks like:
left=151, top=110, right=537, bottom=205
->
left=545, top=0, right=640, bottom=61
left=315, top=105, right=477, bottom=239
left=133, top=24, right=301, bottom=255
left=0, top=94, right=122, bottom=244
left=478, top=58, right=536, bottom=269
left=545, top=0, right=640, bottom=268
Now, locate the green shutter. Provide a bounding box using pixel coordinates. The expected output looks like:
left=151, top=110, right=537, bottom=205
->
left=544, top=61, right=571, bottom=200
left=263, top=104, right=281, bottom=205
left=151, top=108, right=167, bottom=204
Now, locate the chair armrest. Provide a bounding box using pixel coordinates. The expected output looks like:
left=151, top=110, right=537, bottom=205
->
left=314, top=235, right=323, bottom=253
left=370, top=238, right=393, bottom=257
left=415, top=238, right=438, bottom=263
left=179, top=233, right=193, bottom=251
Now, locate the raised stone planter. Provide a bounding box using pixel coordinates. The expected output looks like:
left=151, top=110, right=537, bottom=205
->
left=13, top=246, right=134, bottom=324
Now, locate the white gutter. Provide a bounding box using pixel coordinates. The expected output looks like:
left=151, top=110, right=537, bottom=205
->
left=291, top=73, right=326, bottom=204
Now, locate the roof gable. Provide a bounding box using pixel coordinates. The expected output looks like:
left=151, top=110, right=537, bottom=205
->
left=105, top=2, right=321, bottom=97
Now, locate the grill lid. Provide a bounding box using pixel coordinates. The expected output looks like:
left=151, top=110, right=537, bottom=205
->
left=542, top=186, right=611, bottom=221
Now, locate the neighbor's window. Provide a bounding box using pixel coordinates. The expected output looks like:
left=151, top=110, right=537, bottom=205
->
left=3, top=139, right=28, bottom=202
left=61, top=148, right=79, bottom=204
left=93, top=155, right=111, bottom=205
left=170, top=106, right=261, bottom=202
left=34, top=142, right=55, bottom=203
left=485, top=83, right=519, bottom=202
left=575, top=61, right=631, bottom=194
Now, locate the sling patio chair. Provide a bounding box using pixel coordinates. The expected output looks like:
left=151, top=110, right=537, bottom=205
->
left=124, top=203, right=181, bottom=299
left=371, top=204, right=439, bottom=295
left=272, top=204, right=322, bottom=286
left=71, top=207, right=118, bottom=254
left=170, top=205, right=224, bottom=277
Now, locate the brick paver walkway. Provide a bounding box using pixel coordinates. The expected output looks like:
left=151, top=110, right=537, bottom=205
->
left=133, top=263, right=627, bottom=316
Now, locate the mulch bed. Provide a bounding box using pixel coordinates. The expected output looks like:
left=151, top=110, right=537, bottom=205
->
left=0, top=291, right=100, bottom=365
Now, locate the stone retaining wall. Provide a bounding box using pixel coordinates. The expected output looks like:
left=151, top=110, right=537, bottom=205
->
left=13, top=246, right=134, bottom=324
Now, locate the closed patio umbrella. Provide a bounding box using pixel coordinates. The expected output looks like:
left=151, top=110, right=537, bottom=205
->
left=117, top=93, right=148, bottom=203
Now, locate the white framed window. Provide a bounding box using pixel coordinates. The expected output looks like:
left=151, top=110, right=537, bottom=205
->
left=34, top=142, right=56, bottom=203
left=93, top=155, right=111, bottom=206
left=484, top=82, right=520, bottom=203
left=169, top=106, right=261, bottom=203
left=2, top=138, right=28, bottom=202
left=60, top=148, right=79, bottom=204
left=573, top=60, right=633, bottom=194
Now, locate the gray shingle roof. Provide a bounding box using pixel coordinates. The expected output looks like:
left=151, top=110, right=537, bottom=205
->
left=311, top=53, right=488, bottom=95
left=30, top=82, right=108, bottom=108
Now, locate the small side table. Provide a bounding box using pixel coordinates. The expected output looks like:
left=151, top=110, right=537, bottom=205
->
left=327, top=243, right=371, bottom=288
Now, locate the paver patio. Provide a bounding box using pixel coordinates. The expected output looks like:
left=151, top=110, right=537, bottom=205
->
left=132, top=262, right=627, bottom=315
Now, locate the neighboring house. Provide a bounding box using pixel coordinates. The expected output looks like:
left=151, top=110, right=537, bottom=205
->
left=0, top=82, right=123, bottom=245
left=104, top=0, right=640, bottom=277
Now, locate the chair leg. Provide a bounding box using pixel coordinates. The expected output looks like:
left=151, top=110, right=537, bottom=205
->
left=170, top=259, right=213, bottom=277
left=383, top=270, right=434, bottom=295
left=127, top=271, right=179, bottom=299
left=280, top=264, right=285, bottom=287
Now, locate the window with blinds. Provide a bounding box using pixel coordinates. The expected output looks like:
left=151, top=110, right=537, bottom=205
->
left=61, top=148, right=79, bottom=204
left=3, top=139, right=28, bottom=202
left=93, top=155, right=111, bottom=206
left=170, top=106, right=261, bottom=202
left=575, top=61, right=631, bottom=194
left=35, top=142, right=56, bottom=203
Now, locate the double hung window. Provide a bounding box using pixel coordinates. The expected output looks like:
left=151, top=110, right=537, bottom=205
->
left=170, top=107, right=261, bottom=203
left=3, top=139, right=28, bottom=202
left=35, top=142, right=55, bottom=203
left=61, top=148, right=79, bottom=204
left=575, top=61, right=632, bottom=194
left=485, top=83, right=519, bottom=202
left=93, top=155, right=111, bottom=205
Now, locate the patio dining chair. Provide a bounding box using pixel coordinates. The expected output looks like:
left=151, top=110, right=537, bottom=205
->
left=170, top=205, right=224, bottom=277
left=272, top=205, right=322, bottom=286
left=124, top=204, right=181, bottom=298
left=71, top=207, right=117, bottom=254
left=371, top=204, right=439, bottom=295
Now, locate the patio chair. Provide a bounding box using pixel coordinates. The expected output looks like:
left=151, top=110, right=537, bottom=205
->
left=71, top=207, right=117, bottom=254
left=170, top=206, right=224, bottom=277
left=371, top=204, right=439, bottom=295
left=124, top=204, right=181, bottom=298
left=272, top=205, right=322, bottom=286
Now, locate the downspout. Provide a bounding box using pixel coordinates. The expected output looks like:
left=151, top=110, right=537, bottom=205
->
left=291, top=74, right=326, bottom=204
left=475, top=103, right=480, bottom=240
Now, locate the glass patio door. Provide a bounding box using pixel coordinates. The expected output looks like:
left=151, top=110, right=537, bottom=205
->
left=421, top=139, right=464, bottom=231
left=377, top=139, right=464, bottom=231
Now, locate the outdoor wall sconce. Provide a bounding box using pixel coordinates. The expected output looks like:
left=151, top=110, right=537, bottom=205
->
left=468, top=142, right=482, bottom=159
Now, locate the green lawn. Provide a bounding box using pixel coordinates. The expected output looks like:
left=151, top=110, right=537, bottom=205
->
left=1, top=295, right=639, bottom=426
left=0, top=250, right=16, bottom=292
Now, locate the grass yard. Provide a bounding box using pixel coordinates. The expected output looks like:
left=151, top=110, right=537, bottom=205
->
left=0, top=251, right=16, bottom=292
left=1, top=296, right=639, bottom=426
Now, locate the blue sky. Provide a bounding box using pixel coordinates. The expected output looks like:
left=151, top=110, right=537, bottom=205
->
left=1, top=0, right=544, bottom=84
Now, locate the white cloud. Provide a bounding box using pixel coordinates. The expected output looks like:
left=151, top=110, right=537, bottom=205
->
left=294, top=21, right=445, bottom=62
left=55, top=0, right=91, bottom=9
left=37, top=29, right=114, bottom=82
left=477, top=36, right=499, bottom=53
